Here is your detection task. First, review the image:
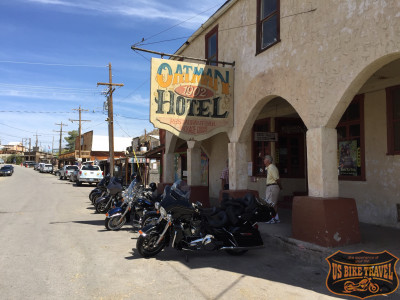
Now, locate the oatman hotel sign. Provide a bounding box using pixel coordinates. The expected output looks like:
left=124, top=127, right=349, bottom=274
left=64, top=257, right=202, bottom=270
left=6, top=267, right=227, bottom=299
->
left=150, top=58, right=234, bottom=141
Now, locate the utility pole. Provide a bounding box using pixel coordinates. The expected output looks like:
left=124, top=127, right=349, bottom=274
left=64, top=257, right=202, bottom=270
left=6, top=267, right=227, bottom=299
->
left=34, top=132, right=41, bottom=149
left=52, top=136, right=54, bottom=154
left=97, top=63, right=124, bottom=176
left=55, top=122, right=67, bottom=157
left=70, top=105, right=90, bottom=160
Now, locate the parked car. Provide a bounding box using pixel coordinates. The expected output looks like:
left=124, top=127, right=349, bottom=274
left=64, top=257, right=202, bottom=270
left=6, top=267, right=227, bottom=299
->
left=53, top=168, right=61, bottom=176
left=75, top=165, right=103, bottom=186
left=41, top=164, right=53, bottom=173
left=0, top=165, right=14, bottom=176
left=59, top=165, right=79, bottom=180
left=35, top=163, right=44, bottom=171
left=69, top=169, right=79, bottom=182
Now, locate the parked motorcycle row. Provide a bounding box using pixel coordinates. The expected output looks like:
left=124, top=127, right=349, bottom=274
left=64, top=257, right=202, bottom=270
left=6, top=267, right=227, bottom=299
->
left=89, top=173, right=161, bottom=230
left=88, top=175, right=277, bottom=259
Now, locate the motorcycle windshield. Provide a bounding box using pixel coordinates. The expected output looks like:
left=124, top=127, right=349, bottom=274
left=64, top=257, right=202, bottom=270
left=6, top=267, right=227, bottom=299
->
left=125, top=179, right=142, bottom=197
left=107, top=177, right=123, bottom=195
left=160, top=191, right=192, bottom=212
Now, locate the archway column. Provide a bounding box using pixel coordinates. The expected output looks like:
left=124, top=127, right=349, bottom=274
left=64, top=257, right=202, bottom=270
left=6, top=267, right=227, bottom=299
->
left=292, top=126, right=360, bottom=247
left=228, top=141, right=248, bottom=190
left=162, top=152, right=174, bottom=183
left=187, top=141, right=201, bottom=186
left=306, top=127, right=338, bottom=197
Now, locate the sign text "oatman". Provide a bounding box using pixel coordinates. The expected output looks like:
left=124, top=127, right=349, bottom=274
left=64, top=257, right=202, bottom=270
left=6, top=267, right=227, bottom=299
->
left=150, top=58, right=234, bottom=141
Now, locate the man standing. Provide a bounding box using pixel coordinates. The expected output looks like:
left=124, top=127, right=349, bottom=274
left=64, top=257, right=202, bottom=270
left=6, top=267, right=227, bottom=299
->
left=264, top=155, right=282, bottom=223
left=220, top=159, right=229, bottom=190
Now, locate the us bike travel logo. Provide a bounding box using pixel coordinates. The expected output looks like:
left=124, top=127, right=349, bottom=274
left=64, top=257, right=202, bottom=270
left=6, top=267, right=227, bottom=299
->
left=326, top=251, right=399, bottom=299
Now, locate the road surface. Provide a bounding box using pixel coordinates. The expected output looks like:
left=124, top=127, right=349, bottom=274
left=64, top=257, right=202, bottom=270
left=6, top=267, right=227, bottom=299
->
left=0, top=166, right=344, bottom=299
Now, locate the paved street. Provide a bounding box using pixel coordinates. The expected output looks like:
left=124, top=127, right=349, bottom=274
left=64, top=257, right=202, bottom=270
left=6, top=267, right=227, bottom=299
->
left=0, top=166, right=344, bottom=300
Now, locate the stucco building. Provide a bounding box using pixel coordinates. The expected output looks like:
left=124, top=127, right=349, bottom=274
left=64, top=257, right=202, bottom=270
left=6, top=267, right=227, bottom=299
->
left=156, top=0, right=400, bottom=246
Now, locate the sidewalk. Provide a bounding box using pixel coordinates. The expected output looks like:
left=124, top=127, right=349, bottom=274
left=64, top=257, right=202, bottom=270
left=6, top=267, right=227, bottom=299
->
left=258, top=208, right=400, bottom=276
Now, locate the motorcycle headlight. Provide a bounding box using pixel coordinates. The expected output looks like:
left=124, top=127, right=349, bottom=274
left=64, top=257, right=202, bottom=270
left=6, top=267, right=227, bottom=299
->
left=160, top=206, right=167, bottom=218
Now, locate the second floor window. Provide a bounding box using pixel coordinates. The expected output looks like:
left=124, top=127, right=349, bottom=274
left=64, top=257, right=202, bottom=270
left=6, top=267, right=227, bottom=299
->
left=257, top=0, right=280, bottom=54
left=205, top=25, right=218, bottom=66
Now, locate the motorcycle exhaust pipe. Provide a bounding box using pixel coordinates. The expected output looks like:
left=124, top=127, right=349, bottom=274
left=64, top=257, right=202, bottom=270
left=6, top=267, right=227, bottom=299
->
left=219, top=245, right=264, bottom=251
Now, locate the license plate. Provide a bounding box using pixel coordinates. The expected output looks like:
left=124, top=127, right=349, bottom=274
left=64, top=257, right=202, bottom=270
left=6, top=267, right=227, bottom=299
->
left=90, top=178, right=94, bottom=181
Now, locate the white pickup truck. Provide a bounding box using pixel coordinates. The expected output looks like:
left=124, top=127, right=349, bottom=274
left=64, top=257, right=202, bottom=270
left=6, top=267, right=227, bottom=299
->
left=76, top=165, right=103, bottom=186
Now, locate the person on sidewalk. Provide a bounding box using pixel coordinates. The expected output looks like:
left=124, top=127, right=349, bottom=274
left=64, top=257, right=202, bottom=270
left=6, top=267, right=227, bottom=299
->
left=220, top=159, right=229, bottom=190
left=263, top=155, right=282, bottom=223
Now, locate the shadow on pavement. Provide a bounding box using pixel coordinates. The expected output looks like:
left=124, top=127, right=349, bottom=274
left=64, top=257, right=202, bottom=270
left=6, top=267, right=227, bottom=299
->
left=49, top=220, right=105, bottom=226
left=125, top=241, right=357, bottom=299
left=124, top=223, right=400, bottom=300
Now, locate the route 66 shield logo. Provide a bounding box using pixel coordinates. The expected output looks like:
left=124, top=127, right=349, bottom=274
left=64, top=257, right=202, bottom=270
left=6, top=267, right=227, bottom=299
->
left=326, top=250, right=399, bottom=299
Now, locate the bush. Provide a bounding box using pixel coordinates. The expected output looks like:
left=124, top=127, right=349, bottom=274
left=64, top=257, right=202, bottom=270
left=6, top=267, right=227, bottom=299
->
left=6, top=155, right=23, bottom=165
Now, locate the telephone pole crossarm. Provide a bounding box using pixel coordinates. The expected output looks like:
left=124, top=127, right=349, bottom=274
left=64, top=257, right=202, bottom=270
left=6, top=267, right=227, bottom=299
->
left=97, top=82, right=124, bottom=87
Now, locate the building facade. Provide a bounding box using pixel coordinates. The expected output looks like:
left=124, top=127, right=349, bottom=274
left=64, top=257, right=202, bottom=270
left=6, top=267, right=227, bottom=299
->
left=160, top=0, right=400, bottom=245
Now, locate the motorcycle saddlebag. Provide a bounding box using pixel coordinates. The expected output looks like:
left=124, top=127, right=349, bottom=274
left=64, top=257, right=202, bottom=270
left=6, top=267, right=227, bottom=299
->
left=231, top=226, right=263, bottom=247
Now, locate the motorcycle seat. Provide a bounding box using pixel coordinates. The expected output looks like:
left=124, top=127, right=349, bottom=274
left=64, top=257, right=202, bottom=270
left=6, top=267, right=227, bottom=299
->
left=199, top=207, right=219, bottom=215
left=204, top=210, right=228, bottom=228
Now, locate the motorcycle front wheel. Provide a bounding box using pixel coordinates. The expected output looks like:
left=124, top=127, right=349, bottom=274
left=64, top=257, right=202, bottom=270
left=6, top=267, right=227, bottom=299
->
left=136, top=233, right=165, bottom=258
left=91, top=193, right=102, bottom=205
left=95, top=201, right=110, bottom=214
left=105, top=215, right=126, bottom=231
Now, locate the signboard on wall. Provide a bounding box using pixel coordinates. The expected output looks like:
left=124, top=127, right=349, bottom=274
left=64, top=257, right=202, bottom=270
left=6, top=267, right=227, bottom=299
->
left=150, top=58, right=234, bottom=141
left=338, top=140, right=361, bottom=176
left=254, top=132, right=278, bottom=142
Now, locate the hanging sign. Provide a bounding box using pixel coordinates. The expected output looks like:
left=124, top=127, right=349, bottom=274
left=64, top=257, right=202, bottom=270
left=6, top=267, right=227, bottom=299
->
left=150, top=58, right=234, bottom=141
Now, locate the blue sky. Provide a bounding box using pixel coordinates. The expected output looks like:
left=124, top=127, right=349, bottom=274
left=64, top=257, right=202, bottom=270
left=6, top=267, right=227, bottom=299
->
left=0, top=0, right=227, bottom=151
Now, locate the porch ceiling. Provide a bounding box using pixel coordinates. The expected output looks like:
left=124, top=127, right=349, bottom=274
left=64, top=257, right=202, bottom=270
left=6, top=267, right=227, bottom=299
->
left=360, top=58, right=400, bottom=94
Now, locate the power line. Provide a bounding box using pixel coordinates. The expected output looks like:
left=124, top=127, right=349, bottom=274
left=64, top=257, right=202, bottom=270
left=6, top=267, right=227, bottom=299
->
left=114, top=118, right=132, bottom=138
left=113, top=78, right=149, bottom=104
left=115, top=114, right=148, bottom=121
left=134, top=2, right=225, bottom=46
left=0, top=83, right=97, bottom=91
left=0, top=122, right=55, bottom=135
left=0, top=60, right=107, bottom=68
left=134, top=8, right=317, bottom=47
left=0, top=110, right=105, bottom=114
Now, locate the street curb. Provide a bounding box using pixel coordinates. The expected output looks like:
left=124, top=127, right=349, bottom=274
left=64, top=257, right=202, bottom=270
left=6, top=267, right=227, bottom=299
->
left=264, top=234, right=331, bottom=271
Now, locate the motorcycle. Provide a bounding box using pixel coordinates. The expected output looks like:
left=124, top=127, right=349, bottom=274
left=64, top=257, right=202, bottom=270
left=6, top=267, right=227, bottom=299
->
left=136, top=180, right=276, bottom=258
left=94, top=177, right=124, bottom=214
left=89, top=174, right=111, bottom=205
left=105, top=181, right=160, bottom=231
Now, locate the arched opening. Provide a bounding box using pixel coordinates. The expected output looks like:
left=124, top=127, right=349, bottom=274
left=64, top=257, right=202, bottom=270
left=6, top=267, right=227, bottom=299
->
left=239, top=96, right=308, bottom=209
left=333, top=57, right=400, bottom=228
left=162, top=131, right=230, bottom=207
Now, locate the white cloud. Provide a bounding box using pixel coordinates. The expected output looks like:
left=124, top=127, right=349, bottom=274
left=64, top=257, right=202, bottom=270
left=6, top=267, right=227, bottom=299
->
left=0, top=86, right=100, bottom=103
left=25, top=0, right=225, bottom=29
